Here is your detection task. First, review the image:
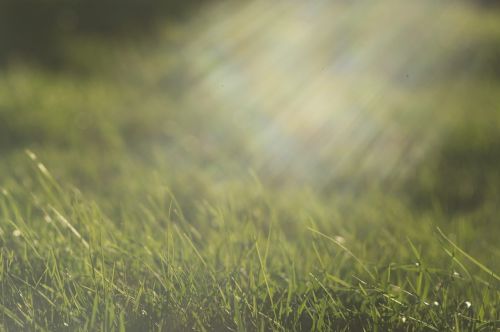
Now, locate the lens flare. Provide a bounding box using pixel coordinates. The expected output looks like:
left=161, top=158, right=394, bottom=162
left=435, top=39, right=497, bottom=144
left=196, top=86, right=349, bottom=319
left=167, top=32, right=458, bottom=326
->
left=171, top=0, right=479, bottom=188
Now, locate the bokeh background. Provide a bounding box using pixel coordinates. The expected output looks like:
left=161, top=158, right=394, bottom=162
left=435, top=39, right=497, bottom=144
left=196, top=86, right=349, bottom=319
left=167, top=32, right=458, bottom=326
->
left=1, top=0, right=499, bottom=261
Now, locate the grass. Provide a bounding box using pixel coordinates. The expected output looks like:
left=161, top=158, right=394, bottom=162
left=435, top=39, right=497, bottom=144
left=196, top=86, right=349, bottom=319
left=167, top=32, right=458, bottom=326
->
left=1, top=152, right=498, bottom=331
left=1, top=151, right=498, bottom=331
left=1, top=1, right=500, bottom=330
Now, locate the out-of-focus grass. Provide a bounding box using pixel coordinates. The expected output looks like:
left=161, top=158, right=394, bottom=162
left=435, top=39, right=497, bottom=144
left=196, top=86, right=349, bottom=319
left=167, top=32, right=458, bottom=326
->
left=0, top=1, right=499, bottom=330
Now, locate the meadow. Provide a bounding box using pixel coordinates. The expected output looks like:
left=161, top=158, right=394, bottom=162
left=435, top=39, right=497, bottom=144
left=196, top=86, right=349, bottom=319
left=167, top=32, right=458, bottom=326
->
left=0, top=1, right=499, bottom=330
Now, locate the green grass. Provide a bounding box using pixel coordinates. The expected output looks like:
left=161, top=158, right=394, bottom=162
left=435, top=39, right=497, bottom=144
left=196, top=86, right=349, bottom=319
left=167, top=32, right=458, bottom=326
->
left=1, top=152, right=498, bottom=331
left=1, top=1, right=500, bottom=330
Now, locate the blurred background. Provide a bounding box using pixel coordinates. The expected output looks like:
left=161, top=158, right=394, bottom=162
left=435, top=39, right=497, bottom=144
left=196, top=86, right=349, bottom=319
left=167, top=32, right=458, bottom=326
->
left=1, top=0, right=500, bottom=224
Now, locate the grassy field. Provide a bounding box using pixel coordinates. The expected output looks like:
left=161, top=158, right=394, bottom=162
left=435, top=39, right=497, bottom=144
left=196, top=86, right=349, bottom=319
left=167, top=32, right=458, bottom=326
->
left=0, top=1, right=499, bottom=331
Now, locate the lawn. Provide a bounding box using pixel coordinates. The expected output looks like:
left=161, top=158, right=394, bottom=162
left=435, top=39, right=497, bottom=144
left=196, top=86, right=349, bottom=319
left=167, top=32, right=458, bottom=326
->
left=0, top=1, right=499, bottom=330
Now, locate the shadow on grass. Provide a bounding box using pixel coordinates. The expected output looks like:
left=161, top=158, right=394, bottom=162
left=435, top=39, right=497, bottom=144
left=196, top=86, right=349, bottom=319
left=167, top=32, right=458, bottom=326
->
left=0, top=0, right=205, bottom=69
